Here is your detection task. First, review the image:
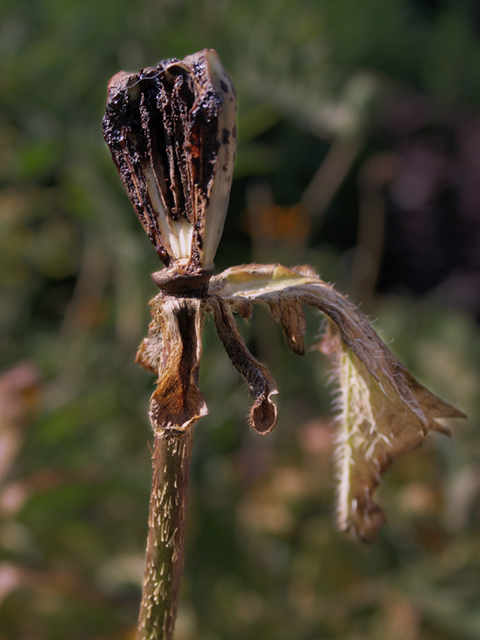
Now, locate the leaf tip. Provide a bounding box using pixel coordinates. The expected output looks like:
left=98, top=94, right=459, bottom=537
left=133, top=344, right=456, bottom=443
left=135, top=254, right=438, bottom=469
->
left=337, top=499, right=386, bottom=545
left=250, top=391, right=278, bottom=435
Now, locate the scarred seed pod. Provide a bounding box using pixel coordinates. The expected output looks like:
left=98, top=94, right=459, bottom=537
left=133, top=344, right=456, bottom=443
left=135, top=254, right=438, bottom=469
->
left=102, top=49, right=237, bottom=274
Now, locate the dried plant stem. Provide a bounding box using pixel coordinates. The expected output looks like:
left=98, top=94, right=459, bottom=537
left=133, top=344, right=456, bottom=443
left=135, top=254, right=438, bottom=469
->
left=137, top=427, right=194, bottom=640
left=101, top=50, right=467, bottom=637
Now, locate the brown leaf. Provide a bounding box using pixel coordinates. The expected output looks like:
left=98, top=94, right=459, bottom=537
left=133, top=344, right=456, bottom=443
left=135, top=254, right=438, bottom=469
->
left=265, top=295, right=307, bottom=355
left=136, top=296, right=207, bottom=432
left=321, top=323, right=463, bottom=542
left=210, top=264, right=311, bottom=355
left=208, top=295, right=278, bottom=434
left=210, top=263, right=465, bottom=540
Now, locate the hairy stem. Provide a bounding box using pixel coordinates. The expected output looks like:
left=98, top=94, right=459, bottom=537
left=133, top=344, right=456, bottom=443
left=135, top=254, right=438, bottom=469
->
left=137, top=427, right=194, bottom=640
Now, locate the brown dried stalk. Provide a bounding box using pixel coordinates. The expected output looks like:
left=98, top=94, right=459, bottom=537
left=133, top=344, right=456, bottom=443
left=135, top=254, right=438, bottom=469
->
left=103, top=50, right=465, bottom=639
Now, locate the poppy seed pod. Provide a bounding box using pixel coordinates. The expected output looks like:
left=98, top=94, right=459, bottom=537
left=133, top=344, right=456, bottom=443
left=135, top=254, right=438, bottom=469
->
left=102, top=49, right=237, bottom=274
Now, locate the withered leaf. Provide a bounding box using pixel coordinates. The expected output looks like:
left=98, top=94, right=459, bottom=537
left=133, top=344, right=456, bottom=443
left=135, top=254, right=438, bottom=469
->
left=321, top=322, right=463, bottom=542
left=210, top=263, right=465, bottom=540
left=208, top=295, right=278, bottom=434
left=136, top=297, right=207, bottom=432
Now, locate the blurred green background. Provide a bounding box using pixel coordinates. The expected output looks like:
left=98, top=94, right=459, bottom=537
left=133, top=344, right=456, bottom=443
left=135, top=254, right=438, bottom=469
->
left=1, top=0, right=480, bottom=638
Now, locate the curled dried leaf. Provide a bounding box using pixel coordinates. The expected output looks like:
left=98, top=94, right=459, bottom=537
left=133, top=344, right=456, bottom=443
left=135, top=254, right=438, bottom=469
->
left=208, top=295, right=278, bottom=434
left=265, top=295, right=307, bottom=355
left=321, top=322, right=464, bottom=542
left=210, top=264, right=312, bottom=355
left=136, top=296, right=207, bottom=432
left=210, top=263, right=465, bottom=539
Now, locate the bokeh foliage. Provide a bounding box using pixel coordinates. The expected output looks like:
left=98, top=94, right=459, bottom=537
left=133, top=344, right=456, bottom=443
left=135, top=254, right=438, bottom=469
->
left=1, top=0, right=480, bottom=638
